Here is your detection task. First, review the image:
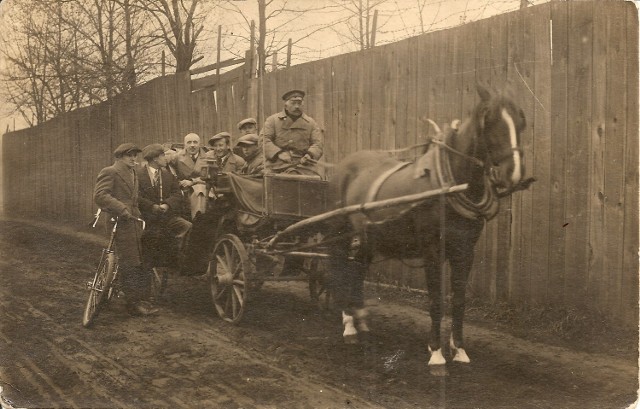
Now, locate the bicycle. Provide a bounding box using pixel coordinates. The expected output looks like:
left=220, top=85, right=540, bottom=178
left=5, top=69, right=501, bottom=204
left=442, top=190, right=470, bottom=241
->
left=82, top=209, right=145, bottom=327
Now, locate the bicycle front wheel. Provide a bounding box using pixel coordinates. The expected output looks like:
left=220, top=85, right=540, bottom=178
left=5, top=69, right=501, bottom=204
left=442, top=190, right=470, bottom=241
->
left=82, top=252, right=116, bottom=327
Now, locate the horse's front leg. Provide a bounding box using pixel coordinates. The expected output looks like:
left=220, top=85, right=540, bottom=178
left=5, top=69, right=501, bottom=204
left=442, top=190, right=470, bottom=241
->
left=446, top=236, right=476, bottom=364
left=425, top=248, right=446, bottom=365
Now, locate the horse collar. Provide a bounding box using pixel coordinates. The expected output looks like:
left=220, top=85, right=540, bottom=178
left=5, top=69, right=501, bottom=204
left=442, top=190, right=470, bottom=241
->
left=433, top=137, right=499, bottom=221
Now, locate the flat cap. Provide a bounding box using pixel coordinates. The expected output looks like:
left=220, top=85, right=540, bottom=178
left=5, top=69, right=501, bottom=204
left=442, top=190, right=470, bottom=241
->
left=282, top=89, right=305, bottom=101
left=236, top=133, right=259, bottom=145
left=141, top=143, right=165, bottom=161
left=113, top=143, right=141, bottom=158
left=237, top=117, right=257, bottom=130
left=208, top=132, right=232, bottom=145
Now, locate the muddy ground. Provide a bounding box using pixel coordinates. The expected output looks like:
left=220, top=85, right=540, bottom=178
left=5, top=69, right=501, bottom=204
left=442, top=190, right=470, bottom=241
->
left=0, top=219, right=637, bottom=408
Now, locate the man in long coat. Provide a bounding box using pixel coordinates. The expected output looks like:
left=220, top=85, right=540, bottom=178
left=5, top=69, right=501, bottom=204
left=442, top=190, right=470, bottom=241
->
left=261, top=90, right=324, bottom=176
left=94, top=143, right=158, bottom=316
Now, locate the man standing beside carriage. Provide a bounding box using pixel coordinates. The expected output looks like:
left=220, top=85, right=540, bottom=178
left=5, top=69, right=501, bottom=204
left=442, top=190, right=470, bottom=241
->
left=93, top=143, right=159, bottom=317
left=137, top=144, right=192, bottom=272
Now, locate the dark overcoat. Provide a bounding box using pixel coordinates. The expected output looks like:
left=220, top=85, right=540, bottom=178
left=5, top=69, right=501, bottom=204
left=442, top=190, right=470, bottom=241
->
left=93, top=161, right=143, bottom=267
left=137, top=165, right=184, bottom=222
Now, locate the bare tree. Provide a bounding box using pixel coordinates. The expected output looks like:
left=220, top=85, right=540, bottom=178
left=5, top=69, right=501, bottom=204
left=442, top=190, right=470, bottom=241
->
left=138, top=0, right=211, bottom=72
left=0, top=0, right=192, bottom=124
left=219, top=0, right=346, bottom=75
left=328, top=0, right=393, bottom=51
left=0, top=0, right=85, bottom=125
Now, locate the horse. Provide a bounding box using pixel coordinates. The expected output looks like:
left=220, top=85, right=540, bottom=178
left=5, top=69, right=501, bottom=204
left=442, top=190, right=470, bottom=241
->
left=326, top=85, right=534, bottom=365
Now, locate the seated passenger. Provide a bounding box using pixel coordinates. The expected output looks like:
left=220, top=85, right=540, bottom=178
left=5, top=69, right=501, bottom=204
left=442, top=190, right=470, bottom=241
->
left=205, top=132, right=246, bottom=173
left=170, top=133, right=209, bottom=219
left=138, top=144, right=192, bottom=269
left=237, top=133, right=264, bottom=176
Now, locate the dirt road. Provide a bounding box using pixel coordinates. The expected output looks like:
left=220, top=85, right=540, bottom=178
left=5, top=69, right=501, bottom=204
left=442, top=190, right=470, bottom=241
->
left=0, top=219, right=637, bottom=408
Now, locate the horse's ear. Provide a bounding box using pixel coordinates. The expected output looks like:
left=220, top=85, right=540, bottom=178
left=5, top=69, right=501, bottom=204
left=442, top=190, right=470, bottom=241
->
left=477, top=84, right=492, bottom=102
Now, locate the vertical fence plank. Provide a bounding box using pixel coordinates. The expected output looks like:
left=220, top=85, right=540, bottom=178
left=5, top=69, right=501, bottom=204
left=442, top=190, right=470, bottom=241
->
left=589, top=1, right=607, bottom=313
left=564, top=1, right=593, bottom=310
left=622, top=2, right=639, bottom=326
left=603, top=2, right=627, bottom=319
left=547, top=1, right=568, bottom=307
left=530, top=5, right=552, bottom=305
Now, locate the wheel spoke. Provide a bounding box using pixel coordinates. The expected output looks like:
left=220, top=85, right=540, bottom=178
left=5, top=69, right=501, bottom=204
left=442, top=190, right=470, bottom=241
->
left=233, top=285, right=244, bottom=307
left=216, top=254, right=229, bottom=274
left=232, top=289, right=239, bottom=317
left=224, top=243, right=234, bottom=272
left=215, top=285, right=228, bottom=301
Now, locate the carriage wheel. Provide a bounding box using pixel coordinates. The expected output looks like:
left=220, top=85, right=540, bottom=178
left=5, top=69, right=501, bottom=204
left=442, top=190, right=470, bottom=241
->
left=306, top=258, right=331, bottom=309
left=209, top=234, right=252, bottom=324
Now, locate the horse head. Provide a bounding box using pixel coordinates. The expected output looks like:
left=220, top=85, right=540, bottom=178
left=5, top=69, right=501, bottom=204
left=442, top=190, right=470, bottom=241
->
left=473, top=85, right=528, bottom=193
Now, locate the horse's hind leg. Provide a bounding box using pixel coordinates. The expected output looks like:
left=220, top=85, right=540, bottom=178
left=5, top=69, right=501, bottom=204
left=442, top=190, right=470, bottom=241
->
left=329, top=235, right=367, bottom=344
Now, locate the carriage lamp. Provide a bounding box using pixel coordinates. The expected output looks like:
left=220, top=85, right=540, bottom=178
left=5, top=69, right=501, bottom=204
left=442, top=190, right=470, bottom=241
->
left=201, top=158, right=220, bottom=181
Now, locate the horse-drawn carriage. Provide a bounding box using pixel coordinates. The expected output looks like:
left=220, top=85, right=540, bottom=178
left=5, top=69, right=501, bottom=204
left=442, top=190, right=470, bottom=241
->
left=199, top=163, right=467, bottom=324
left=152, top=86, right=532, bottom=368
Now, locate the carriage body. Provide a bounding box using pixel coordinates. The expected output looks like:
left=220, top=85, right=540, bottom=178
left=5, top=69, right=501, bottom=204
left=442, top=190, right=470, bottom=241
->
left=205, top=171, right=332, bottom=323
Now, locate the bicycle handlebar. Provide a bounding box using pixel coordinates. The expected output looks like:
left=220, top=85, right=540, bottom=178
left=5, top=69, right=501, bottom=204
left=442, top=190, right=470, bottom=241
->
left=92, top=208, right=145, bottom=230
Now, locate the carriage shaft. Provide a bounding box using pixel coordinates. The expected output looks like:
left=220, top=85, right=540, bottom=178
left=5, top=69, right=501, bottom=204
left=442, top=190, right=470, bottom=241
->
left=266, top=183, right=468, bottom=248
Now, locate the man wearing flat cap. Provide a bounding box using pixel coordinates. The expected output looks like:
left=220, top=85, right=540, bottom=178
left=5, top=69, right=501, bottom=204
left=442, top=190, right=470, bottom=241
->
left=94, top=143, right=158, bottom=316
left=206, top=132, right=246, bottom=173
left=237, top=117, right=258, bottom=136
left=237, top=133, right=264, bottom=175
left=232, top=117, right=259, bottom=157
left=261, top=89, right=324, bottom=176
left=138, top=144, right=192, bottom=271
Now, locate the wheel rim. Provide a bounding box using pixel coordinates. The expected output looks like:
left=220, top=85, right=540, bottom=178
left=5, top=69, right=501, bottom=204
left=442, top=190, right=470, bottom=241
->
left=209, top=234, right=251, bottom=324
left=82, top=254, right=113, bottom=327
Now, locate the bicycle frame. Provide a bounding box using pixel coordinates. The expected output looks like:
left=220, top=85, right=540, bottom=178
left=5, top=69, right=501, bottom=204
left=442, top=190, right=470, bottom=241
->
left=83, top=210, right=145, bottom=327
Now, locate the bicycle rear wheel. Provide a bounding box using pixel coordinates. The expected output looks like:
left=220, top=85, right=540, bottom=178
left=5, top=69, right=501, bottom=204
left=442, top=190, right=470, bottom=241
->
left=82, top=252, right=116, bottom=327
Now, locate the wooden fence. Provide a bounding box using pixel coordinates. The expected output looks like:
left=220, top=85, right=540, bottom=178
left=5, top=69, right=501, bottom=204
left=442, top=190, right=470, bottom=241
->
left=2, top=1, right=637, bottom=326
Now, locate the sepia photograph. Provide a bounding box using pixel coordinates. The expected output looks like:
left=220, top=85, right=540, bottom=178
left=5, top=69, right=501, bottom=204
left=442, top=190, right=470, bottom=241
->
left=0, top=0, right=638, bottom=407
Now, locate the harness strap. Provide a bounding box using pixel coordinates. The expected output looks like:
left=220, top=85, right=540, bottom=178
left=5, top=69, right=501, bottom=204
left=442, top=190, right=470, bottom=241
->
left=365, top=162, right=412, bottom=202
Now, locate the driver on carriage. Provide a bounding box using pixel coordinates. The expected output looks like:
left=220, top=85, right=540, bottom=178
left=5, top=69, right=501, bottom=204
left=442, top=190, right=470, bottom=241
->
left=260, top=90, right=324, bottom=178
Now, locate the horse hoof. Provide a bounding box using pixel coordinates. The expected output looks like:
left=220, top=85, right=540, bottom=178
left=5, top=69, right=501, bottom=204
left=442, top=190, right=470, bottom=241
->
left=449, top=335, right=471, bottom=363
left=344, top=335, right=359, bottom=344
left=452, top=348, right=470, bottom=363
left=428, top=347, right=446, bottom=365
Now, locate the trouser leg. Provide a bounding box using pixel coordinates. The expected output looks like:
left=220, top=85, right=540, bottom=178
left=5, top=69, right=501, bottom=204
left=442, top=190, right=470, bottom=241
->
left=120, top=264, right=151, bottom=305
